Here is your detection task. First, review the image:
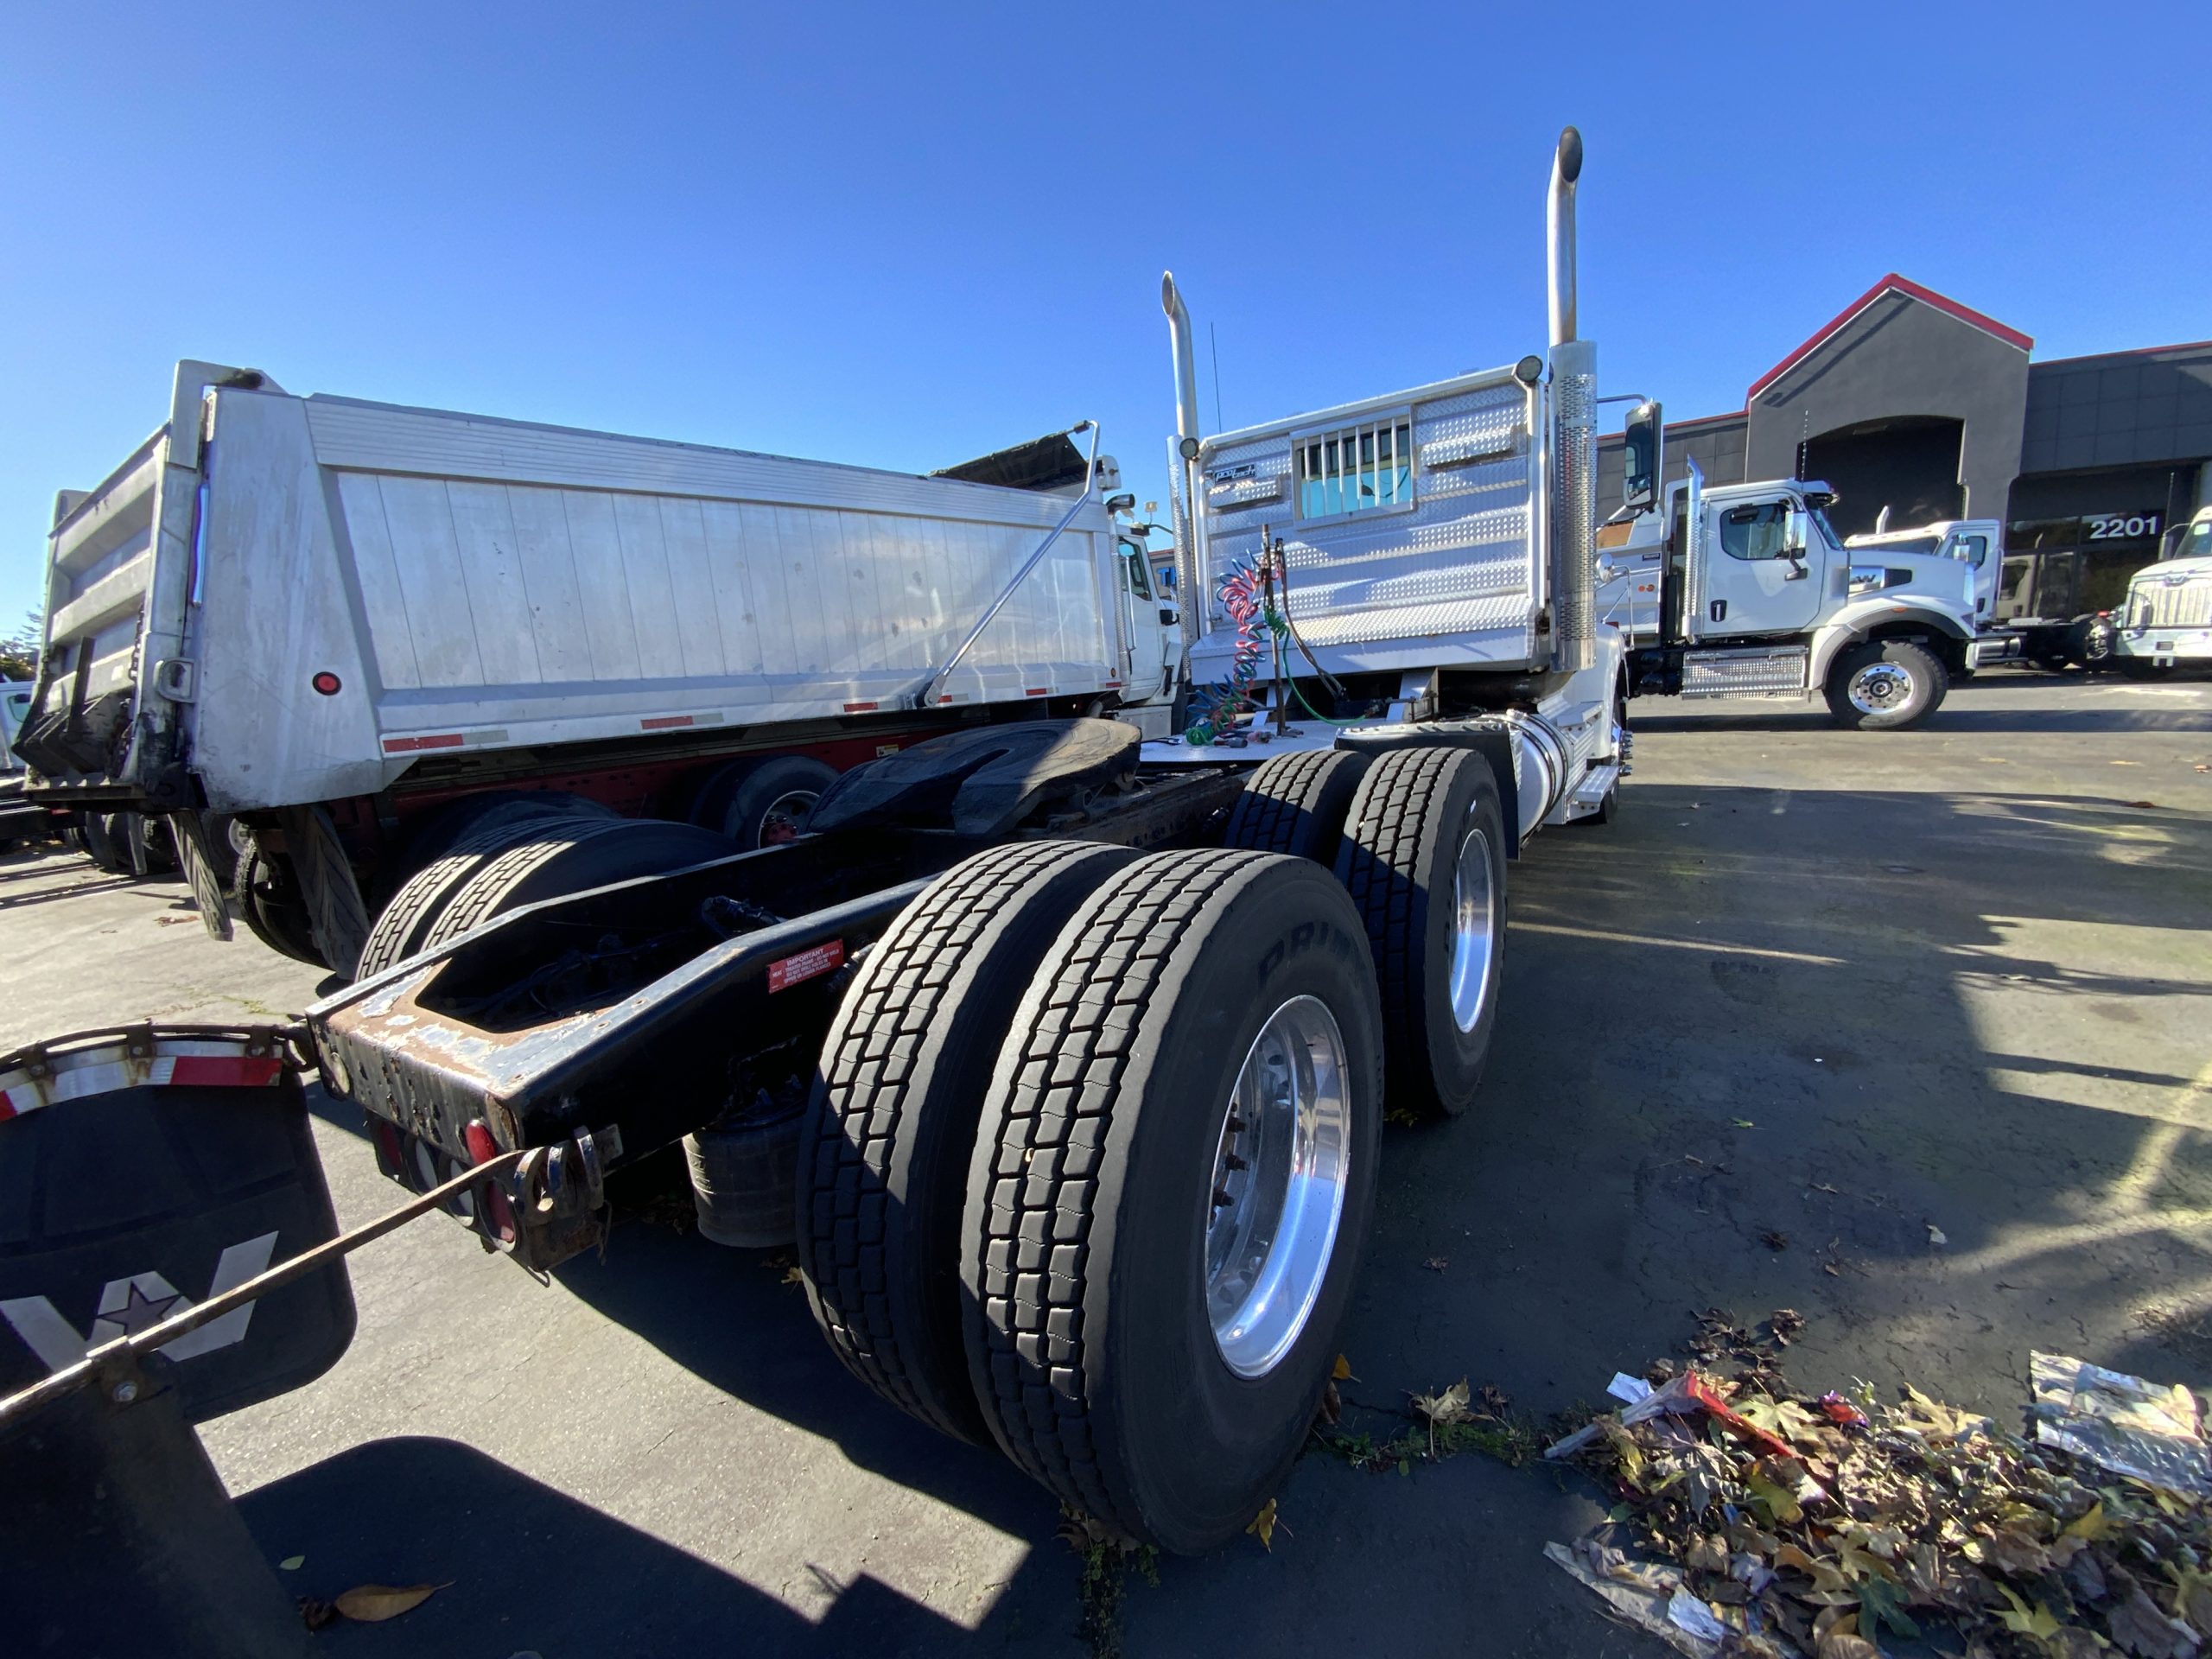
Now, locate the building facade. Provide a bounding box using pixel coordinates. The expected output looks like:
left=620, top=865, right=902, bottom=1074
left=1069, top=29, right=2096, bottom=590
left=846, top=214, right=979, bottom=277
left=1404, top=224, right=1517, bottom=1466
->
left=1597, top=276, right=2212, bottom=620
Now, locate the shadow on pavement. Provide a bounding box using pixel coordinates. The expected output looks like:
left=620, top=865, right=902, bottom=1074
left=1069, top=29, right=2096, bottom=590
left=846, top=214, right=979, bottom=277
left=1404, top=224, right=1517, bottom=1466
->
left=237, top=1436, right=1069, bottom=1658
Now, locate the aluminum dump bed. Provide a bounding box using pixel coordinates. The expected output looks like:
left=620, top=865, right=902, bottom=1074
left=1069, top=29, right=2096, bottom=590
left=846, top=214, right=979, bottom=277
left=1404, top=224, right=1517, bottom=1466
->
left=1180, top=364, right=1551, bottom=680
left=22, top=363, right=1135, bottom=811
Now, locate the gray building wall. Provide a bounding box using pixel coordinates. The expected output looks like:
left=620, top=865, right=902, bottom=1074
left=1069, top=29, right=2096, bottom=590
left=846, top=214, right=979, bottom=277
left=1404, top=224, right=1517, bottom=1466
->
left=1743, top=291, right=2030, bottom=521
left=2019, top=343, right=2212, bottom=474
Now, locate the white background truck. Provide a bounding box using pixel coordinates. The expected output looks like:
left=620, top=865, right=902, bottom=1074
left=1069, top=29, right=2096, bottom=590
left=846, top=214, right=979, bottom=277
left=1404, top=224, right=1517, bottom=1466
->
left=17, top=376, right=1179, bottom=972
left=1591, top=461, right=1993, bottom=728
left=2114, top=505, right=2212, bottom=674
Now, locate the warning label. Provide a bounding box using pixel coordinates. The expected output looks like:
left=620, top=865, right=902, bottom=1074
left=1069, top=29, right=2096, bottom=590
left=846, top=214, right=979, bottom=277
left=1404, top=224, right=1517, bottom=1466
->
left=767, top=940, right=845, bottom=993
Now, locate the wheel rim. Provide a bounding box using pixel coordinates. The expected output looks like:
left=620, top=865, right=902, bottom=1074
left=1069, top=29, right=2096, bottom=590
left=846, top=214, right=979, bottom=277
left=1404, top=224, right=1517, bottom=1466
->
left=1448, top=824, right=1497, bottom=1033
left=1205, top=995, right=1353, bottom=1379
left=756, top=789, right=822, bottom=846
left=1847, top=662, right=1915, bottom=715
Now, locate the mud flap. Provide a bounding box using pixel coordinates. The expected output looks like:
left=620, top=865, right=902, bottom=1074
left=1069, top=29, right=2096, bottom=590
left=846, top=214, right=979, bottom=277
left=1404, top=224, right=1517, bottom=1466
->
left=169, top=811, right=235, bottom=942
left=0, top=1027, right=353, bottom=1422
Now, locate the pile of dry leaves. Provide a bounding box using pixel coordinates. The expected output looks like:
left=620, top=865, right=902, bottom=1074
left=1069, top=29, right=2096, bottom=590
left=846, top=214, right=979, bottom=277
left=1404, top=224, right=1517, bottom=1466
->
left=1553, top=1312, right=2212, bottom=1657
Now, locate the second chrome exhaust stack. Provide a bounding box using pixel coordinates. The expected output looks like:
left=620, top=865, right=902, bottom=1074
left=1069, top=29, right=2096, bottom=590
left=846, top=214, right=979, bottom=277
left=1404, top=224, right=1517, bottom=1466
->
left=1546, top=126, right=1598, bottom=677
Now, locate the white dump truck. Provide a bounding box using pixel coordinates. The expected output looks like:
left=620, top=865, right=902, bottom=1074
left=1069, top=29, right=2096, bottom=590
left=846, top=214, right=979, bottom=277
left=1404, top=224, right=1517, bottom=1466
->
left=2113, top=505, right=2212, bottom=675
left=1588, top=464, right=1997, bottom=728
left=18, top=374, right=1179, bottom=971
left=4, top=128, right=1629, bottom=1559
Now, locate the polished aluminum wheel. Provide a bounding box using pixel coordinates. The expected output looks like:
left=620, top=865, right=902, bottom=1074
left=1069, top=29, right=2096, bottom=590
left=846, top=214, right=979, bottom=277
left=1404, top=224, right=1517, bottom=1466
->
left=1847, top=662, right=1914, bottom=715
left=1447, top=824, right=1497, bottom=1033
left=1205, top=995, right=1353, bottom=1379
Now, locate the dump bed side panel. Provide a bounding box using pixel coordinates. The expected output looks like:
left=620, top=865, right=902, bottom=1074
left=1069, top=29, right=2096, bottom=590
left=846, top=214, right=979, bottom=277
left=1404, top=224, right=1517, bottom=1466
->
left=1189, top=367, right=1547, bottom=678
left=182, top=390, right=1122, bottom=809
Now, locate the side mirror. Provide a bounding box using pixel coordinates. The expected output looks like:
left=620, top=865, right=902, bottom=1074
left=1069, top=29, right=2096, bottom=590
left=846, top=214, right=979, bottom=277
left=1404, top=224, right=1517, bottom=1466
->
left=1622, top=400, right=1663, bottom=514
left=1783, top=506, right=1809, bottom=556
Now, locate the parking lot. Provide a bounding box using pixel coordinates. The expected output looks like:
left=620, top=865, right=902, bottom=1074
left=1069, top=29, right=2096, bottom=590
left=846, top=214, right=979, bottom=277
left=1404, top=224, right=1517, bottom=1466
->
left=4, top=669, right=2209, bottom=1658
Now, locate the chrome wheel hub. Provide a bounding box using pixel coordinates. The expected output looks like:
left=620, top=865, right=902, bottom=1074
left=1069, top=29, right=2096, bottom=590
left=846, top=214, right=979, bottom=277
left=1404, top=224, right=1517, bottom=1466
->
left=1848, top=663, right=1914, bottom=715
left=1448, top=824, right=1497, bottom=1033
left=758, top=789, right=822, bottom=846
left=1205, top=995, right=1352, bottom=1379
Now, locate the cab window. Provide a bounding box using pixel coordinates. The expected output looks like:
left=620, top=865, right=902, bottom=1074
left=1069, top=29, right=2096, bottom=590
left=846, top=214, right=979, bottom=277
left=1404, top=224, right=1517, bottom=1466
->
left=1719, top=503, right=1792, bottom=561
left=1950, top=532, right=1990, bottom=567
left=1118, top=540, right=1153, bottom=600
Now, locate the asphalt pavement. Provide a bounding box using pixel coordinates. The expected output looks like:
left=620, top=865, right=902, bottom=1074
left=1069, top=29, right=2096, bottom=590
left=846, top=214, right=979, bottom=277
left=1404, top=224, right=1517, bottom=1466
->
left=3, top=669, right=2208, bottom=1658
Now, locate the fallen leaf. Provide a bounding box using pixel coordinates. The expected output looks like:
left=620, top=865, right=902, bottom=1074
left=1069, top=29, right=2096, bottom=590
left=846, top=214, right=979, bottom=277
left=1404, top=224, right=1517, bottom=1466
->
left=1688, top=1533, right=1730, bottom=1573
left=1332, top=1354, right=1355, bottom=1382
left=1992, top=1582, right=2061, bottom=1642
left=2110, top=1581, right=2200, bottom=1658
left=1858, top=1575, right=1919, bottom=1641
left=278, top=1555, right=306, bottom=1572
left=781, top=1266, right=804, bottom=1287
left=1315, top=1379, right=1341, bottom=1427
left=1817, top=1634, right=1880, bottom=1659
left=333, top=1583, right=448, bottom=1623
left=1245, top=1499, right=1278, bottom=1551
left=1745, top=1464, right=1803, bottom=1526
left=2064, top=1500, right=2116, bottom=1541
left=2124, top=800, right=2160, bottom=810
left=1412, top=1380, right=1473, bottom=1425
left=1927, top=1224, right=1948, bottom=1246
left=1421, top=1256, right=1449, bottom=1272
left=300, top=1599, right=339, bottom=1631
left=1733, top=1118, right=1757, bottom=1128
left=1760, top=1230, right=1790, bottom=1252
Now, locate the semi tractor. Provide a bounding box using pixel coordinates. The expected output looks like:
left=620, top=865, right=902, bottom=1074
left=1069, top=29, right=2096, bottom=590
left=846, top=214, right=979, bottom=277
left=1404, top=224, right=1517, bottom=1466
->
left=2113, top=505, right=2212, bottom=675
left=1590, top=470, right=1997, bottom=728
left=0, top=127, right=1634, bottom=1554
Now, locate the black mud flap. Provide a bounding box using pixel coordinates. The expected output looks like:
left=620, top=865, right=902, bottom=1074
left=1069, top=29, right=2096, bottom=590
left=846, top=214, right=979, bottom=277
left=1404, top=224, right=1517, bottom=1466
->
left=0, top=1027, right=354, bottom=1423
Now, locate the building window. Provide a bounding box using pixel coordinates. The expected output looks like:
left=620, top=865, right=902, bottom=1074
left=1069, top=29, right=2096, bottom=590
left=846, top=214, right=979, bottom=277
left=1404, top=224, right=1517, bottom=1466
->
left=1298, top=418, right=1413, bottom=519
left=1719, top=502, right=1792, bottom=561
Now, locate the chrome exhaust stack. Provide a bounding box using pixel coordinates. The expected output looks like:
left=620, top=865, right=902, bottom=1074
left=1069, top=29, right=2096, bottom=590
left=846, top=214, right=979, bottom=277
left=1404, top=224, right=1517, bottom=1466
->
left=1162, top=272, right=1205, bottom=650
left=1546, top=127, right=1598, bottom=677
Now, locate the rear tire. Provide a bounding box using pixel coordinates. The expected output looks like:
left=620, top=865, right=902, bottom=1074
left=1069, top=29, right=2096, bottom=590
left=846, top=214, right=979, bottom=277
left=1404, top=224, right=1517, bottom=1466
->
left=232, top=846, right=324, bottom=966
left=960, top=850, right=1383, bottom=1552
left=1823, top=639, right=1947, bottom=730
left=1222, top=749, right=1370, bottom=865
left=1334, top=746, right=1508, bottom=1118
left=419, top=819, right=734, bottom=950
left=798, top=839, right=1140, bottom=1443
left=693, top=756, right=839, bottom=849
left=357, top=812, right=602, bottom=980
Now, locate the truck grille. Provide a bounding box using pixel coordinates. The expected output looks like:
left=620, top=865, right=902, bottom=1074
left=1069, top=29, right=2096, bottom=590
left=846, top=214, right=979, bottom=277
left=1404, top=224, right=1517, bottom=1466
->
left=2135, top=578, right=2212, bottom=630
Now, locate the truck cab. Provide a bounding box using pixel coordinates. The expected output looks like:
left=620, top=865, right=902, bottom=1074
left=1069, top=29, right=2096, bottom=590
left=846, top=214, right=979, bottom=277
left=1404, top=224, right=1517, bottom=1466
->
left=2114, top=505, right=2212, bottom=675
left=1597, top=419, right=1980, bottom=727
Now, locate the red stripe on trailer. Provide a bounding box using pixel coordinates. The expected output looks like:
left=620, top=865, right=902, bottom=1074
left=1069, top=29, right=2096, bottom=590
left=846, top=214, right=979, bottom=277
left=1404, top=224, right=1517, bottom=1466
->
left=168, top=1055, right=284, bottom=1089
left=0, top=1092, right=18, bottom=1122
left=767, top=939, right=844, bottom=993
left=843, top=701, right=878, bottom=714
left=640, top=715, right=695, bottom=731
left=1026, top=687, right=1050, bottom=697
left=383, top=733, right=467, bottom=753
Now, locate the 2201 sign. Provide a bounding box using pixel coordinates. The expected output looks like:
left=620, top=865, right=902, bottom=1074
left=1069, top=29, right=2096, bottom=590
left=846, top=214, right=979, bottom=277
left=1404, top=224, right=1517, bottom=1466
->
left=2085, top=512, right=2161, bottom=541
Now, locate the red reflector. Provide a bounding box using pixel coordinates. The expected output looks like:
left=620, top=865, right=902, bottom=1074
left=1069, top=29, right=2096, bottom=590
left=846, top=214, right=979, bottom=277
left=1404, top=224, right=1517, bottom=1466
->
left=168, top=1055, right=284, bottom=1089
left=383, top=733, right=467, bottom=753
left=311, top=671, right=343, bottom=696
left=480, top=1179, right=517, bottom=1246
left=842, top=701, right=878, bottom=714
left=767, top=939, right=844, bottom=993
left=641, top=715, right=694, bottom=731
left=1026, top=687, right=1049, bottom=697
left=464, top=1120, right=499, bottom=1165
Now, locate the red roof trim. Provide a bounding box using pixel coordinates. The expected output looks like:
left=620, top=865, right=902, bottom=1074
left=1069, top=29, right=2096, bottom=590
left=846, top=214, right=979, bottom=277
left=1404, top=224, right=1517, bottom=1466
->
left=1746, top=274, right=2033, bottom=402
left=2030, top=338, right=2212, bottom=369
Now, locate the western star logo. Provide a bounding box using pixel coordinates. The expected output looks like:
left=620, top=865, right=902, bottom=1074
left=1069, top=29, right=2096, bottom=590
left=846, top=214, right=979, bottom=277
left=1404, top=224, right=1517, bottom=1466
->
left=0, top=1232, right=279, bottom=1373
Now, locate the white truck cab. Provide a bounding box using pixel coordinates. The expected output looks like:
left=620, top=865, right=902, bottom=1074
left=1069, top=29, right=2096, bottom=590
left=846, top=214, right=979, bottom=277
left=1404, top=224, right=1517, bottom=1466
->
left=2113, top=505, right=2212, bottom=675
left=1594, top=425, right=1983, bottom=727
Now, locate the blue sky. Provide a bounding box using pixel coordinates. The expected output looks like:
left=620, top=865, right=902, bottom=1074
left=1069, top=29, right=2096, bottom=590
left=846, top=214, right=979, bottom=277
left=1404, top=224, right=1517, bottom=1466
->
left=3, top=2, right=2204, bottom=631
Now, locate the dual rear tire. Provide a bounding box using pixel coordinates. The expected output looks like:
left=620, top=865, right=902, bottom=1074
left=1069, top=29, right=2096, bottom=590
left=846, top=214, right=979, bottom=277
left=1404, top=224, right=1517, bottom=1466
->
left=797, top=842, right=1386, bottom=1551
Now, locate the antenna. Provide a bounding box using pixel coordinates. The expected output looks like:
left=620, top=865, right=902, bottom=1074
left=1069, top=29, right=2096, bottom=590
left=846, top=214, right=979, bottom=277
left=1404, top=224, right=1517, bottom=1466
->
left=1210, top=322, right=1224, bottom=431
left=1796, top=408, right=1810, bottom=481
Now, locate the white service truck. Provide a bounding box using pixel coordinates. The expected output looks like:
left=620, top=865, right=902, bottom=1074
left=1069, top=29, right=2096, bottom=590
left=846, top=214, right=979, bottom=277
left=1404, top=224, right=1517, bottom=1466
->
left=18, top=376, right=1179, bottom=972
left=0, top=127, right=1634, bottom=1557
left=1589, top=464, right=1998, bottom=728
left=2113, top=505, right=2212, bottom=675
